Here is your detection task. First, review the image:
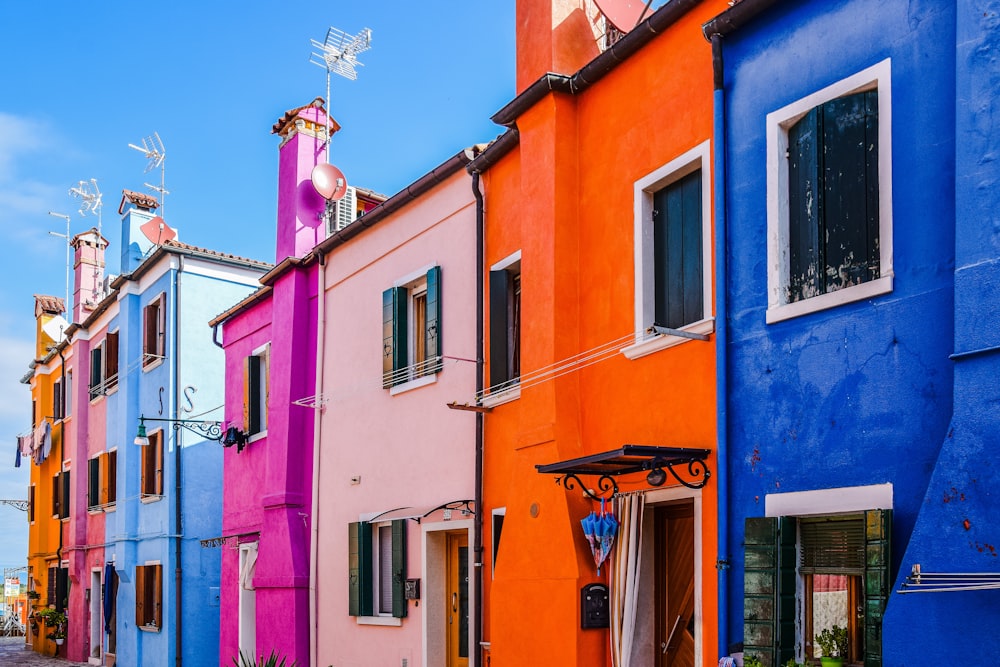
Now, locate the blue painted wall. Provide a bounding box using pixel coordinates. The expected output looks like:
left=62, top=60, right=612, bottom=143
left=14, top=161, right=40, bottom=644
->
left=719, top=0, right=961, bottom=662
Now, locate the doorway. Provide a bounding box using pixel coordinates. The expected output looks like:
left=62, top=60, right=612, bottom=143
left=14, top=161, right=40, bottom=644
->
left=654, top=501, right=695, bottom=667
left=90, top=569, right=102, bottom=662
left=445, top=533, right=469, bottom=667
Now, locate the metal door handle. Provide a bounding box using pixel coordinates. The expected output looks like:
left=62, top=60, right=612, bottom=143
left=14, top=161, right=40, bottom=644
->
left=452, top=592, right=458, bottom=612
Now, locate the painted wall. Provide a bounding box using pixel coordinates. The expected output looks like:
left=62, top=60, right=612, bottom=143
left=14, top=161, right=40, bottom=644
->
left=315, top=166, right=479, bottom=667
left=718, top=0, right=958, bottom=661
left=480, top=1, right=727, bottom=665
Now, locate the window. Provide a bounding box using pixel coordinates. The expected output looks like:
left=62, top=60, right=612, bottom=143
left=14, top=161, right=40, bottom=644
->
left=327, top=186, right=359, bottom=234
left=491, top=508, right=506, bottom=577
left=142, top=294, right=166, bottom=367
left=382, top=266, right=442, bottom=389
left=89, top=343, right=104, bottom=400
left=135, top=563, right=162, bottom=629
left=47, top=564, right=69, bottom=611
left=766, top=59, right=893, bottom=323
left=238, top=542, right=258, bottom=656
left=743, top=510, right=891, bottom=666
left=627, top=141, right=713, bottom=360
left=28, top=485, right=35, bottom=523
left=105, top=331, right=119, bottom=391
left=243, top=344, right=269, bottom=437
left=53, top=378, right=63, bottom=421
left=348, top=519, right=407, bottom=619
left=88, top=451, right=117, bottom=510
left=488, top=253, right=521, bottom=393
left=52, top=470, right=70, bottom=519
left=65, top=371, right=72, bottom=418
left=140, top=431, right=163, bottom=498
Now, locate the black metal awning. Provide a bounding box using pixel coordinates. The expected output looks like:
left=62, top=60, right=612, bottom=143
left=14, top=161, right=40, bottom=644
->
left=367, top=499, right=476, bottom=524
left=536, top=444, right=711, bottom=500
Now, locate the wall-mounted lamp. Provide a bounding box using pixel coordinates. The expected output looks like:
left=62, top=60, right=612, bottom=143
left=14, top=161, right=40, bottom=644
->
left=646, top=467, right=667, bottom=487
left=221, top=427, right=248, bottom=452
left=134, top=415, right=227, bottom=445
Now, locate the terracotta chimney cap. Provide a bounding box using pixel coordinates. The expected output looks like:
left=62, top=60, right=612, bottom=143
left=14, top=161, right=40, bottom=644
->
left=271, top=97, right=341, bottom=136
left=118, top=189, right=160, bottom=215
left=33, top=294, right=65, bottom=316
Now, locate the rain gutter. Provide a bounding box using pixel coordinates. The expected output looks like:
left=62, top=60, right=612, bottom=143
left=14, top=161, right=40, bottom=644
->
left=174, top=256, right=184, bottom=667
left=471, top=171, right=485, bottom=667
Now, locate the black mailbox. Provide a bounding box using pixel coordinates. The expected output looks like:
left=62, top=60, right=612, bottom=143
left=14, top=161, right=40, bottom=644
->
left=581, top=583, right=609, bottom=629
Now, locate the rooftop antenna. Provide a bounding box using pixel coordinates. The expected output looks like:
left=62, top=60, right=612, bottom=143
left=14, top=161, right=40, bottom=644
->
left=309, top=25, right=372, bottom=163
left=69, top=178, right=106, bottom=302
left=46, top=212, right=72, bottom=312
left=128, top=132, right=167, bottom=218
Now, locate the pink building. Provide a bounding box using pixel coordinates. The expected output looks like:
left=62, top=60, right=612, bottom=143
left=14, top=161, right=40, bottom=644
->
left=212, top=99, right=382, bottom=666
left=312, top=147, right=481, bottom=667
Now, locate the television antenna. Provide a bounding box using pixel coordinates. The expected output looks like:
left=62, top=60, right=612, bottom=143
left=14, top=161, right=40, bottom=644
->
left=69, top=178, right=107, bottom=303
left=309, top=25, right=372, bottom=162
left=128, top=132, right=167, bottom=218
left=47, top=211, right=72, bottom=312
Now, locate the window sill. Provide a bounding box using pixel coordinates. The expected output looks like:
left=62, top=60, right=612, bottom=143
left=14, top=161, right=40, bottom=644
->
left=140, top=494, right=163, bottom=504
left=138, top=624, right=161, bottom=633
left=766, top=275, right=893, bottom=324
left=481, top=383, right=520, bottom=408
left=247, top=430, right=267, bottom=445
left=388, top=373, right=437, bottom=396
left=355, top=615, right=402, bottom=627
left=621, top=318, right=715, bottom=360
left=141, top=356, right=165, bottom=373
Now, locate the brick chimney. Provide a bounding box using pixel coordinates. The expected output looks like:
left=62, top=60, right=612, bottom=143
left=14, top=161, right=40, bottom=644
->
left=118, top=189, right=160, bottom=273
left=516, top=0, right=601, bottom=93
left=71, top=228, right=108, bottom=324
left=271, top=97, right=340, bottom=262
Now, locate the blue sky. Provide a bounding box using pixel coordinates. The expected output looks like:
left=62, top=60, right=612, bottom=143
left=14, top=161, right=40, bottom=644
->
left=0, top=2, right=515, bottom=572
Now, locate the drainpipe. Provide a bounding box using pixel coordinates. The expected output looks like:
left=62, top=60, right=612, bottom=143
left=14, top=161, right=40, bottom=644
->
left=710, top=33, right=731, bottom=659
left=471, top=171, right=485, bottom=667
left=309, top=251, right=327, bottom=667
left=174, top=257, right=183, bottom=667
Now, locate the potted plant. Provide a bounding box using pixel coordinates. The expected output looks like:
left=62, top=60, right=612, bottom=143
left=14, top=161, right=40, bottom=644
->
left=26, top=590, right=41, bottom=602
left=744, top=656, right=765, bottom=667
left=35, top=607, right=67, bottom=643
left=815, top=624, right=848, bottom=666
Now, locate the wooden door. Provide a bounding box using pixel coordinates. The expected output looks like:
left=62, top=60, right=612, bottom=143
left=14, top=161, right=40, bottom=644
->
left=446, top=533, right=469, bottom=667
left=655, top=502, right=695, bottom=667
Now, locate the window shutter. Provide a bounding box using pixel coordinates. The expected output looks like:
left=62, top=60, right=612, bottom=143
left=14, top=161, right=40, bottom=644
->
left=153, top=564, right=162, bottom=628
left=800, top=516, right=865, bottom=574
left=47, top=566, right=57, bottom=606
left=392, top=519, right=408, bottom=618
left=382, top=289, right=395, bottom=388
left=864, top=509, right=891, bottom=667
left=89, top=457, right=100, bottom=509
left=382, top=288, right=408, bottom=387
left=61, top=471, right=71, bottom=519
left=90, top=347, right=103, bottom=398
left=105, top=332, right=119, bottom=389
left=489, top=270, right=510, bottom=388
left=788, top=107, right=822, bottom=302
left=653, top=170, right=703, bottom=329
left=52, top=475, right=60, bottom=517
left=55, top=567, right=68, bottom=613
left=262, top=344, right=270, bottom=424
left=348, top=521, right=373, bottom=616
left=156, top=295, right=166, bottom=357
left=143, top=304, right=155, bottom=362
left=107, top=451, right=117, bottom=504
left=242, top=356, right=252, bottom=433
left=425, top=266, right=442, bottom=373
left=743, top=516, right=795, bottom=666
left=154, top=434, right=163, bottom=495
left=246, top=356, right=262, bottom=435
left=333, top=186, right=357, bottom=232
left=135, top=566, right=145, bottom=625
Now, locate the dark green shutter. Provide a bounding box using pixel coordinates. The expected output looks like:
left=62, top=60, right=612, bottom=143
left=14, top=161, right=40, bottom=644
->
left=653, top=169, right=703, bottom=329
left=55, top=567, right=68, bottom=612
left=348, top=521, right=373, bottom=616
left=381, top=287, right=408, bottom=388
left=864, top=509, right=891, bottom=667
left=247, top=356, right=262, bottom=434
left=88, top=458, right=100, bottom=509
left=788, top=107, right=822, bottom=302
left=489, top=270, right=510, bottom=388
left=425, top=266, right=442, bottom=373
left=90, top=347, right=103, bottom=398
left=744, top=516, right=795, bottom=666
left=391, top=519, right=407, bottom=618
left=61, top=471, right=71, bottom=519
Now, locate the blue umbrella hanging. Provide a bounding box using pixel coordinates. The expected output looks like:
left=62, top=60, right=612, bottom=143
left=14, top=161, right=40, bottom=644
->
left=581, top=498, right=618, bottom=575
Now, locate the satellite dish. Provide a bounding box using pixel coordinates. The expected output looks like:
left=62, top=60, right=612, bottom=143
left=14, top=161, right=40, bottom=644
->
left=42, top=315, right=69, bottom=343
left=594, top=0, right=648, bottom=31
left=311, top=163, right=348, bottom=201
left=139, top=216, right=177, bottom=245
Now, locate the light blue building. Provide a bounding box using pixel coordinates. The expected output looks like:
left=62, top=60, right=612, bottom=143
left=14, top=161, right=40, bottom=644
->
left=101, top=192, right=268, bottom=666
left=703, top=0, right=998, bottom=664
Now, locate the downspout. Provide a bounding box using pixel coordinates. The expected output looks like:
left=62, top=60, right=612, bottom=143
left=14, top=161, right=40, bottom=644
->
left=309, top=251, right=327, bottom=667
left=710, top=33, right=731, bottom=658
left=174, top=257, right=183, bottom=667
left=471, top=171, right=485, bottom=667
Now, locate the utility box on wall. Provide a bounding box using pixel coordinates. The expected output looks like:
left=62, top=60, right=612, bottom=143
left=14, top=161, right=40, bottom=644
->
left=581, top=583, right=609, bottom=629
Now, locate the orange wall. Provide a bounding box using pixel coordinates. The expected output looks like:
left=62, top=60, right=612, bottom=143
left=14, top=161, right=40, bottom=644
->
left=483, top=2, right=728, bottom=665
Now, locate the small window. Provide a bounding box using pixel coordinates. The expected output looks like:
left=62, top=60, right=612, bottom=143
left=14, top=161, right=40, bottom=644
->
left=47, top=565, right=68, bottom=611
left=348, top=519, right=407, bottom=619
left=488, top=257, right=521, bottom=392
left=243, top=345, right=270, bottom=437
left=135, top=563, right=162, bottom=629
left=142, top=295, right=166, bottom=367
left=52, top=470, right=70, bottom=519
left=65, top=371, right=73, bottom=418
left=140, top=431, right=163, bottom=497
left=766, top=59, right=893, bottom=323
left=105, top=331, right=119, bottom=391
left=28, top=485, right=35, bottom=523
left=88, top=451, right=117, bottom=510
left=52, top=379, right=63, bottom=421
left=491, top=508, right=506, bottom=577
left=89, top=343, right=104, bottom=400
left=382, top=266, right=443, bottom=388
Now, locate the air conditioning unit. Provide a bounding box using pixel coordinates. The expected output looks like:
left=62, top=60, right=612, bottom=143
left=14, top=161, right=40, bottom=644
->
left=326, top=186, right=358, bottom=235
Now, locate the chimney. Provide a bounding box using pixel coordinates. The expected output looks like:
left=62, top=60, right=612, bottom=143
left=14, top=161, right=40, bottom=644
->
left=118, top=189, right=160, bottom=273
left=516, top=0, right=601, bottom=93
left=271, top=97, right=340, bottom=262
left=71, top=228, right=108, bottom=324
left=33, top=294, right=66, bottom=359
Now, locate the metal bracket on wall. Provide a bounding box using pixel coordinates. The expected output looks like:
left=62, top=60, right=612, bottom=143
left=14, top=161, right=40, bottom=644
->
left=897, top=564, right=1000, bottom=593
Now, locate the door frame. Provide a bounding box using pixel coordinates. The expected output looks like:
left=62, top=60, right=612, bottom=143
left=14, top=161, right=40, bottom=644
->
left=89, top=567, right=103, bottom=665
left=421, top=519, right=474, bottom=667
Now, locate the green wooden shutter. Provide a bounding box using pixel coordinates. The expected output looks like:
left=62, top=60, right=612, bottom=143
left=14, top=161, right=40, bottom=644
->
left=90, top=346, right=103, bottom=398
left=382, top=288, right=408, bottom=387
left=653, top=169, right=703, bottom=329
left=744, top=516, right=795, bottom=666
left=61, top=471, right=71, bottom=519
left=391, top=519, right=408, bottom=618
left=864, top=509, right=891, bottom=667
left=348, top=521, right=373, bottom=616
left=88, top=457, right=100, bottom=509
left=489, top=270, right=510, bottom=388
left=425, top=266, right=442, bottom=373
left=55, top=567, right=68, bottom=612
left=788, top=107, right=822, bottom=303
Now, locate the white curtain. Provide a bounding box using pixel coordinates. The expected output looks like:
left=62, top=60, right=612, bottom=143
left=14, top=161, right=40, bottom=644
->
left=239, top=542, right=258, bottom=591
left=610, top=493, right=645, bottom=667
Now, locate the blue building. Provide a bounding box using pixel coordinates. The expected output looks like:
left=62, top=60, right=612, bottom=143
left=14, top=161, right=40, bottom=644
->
left=703, top=0, right=998, bottom=664
left=101, top=193, right=268, bottom=666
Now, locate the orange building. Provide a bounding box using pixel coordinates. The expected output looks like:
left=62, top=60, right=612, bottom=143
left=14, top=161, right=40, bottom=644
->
left=23, top=294, right=70, bottom=655
left=468, top=1, right=728, bottom=665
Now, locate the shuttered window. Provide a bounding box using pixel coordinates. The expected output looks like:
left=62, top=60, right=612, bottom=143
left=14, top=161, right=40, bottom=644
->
left=382, top=266, right=442, bottom=388
left=800, top=516, right=865, bottom=574
left=489, top=267, right=520, bottom=390
left=787, top=90, right=879, bottom=303
left=141, top=431, right=163, bottom=497
left=243, top=345, right=269, bottom=437
left=88, top=457, right=101, bottom=509
left=52, top=471, right=70, bottom=520
left=652, top=169, right=703, bottom=330
left=105, top=331, right=119, bottom=391
left=348, top=519, right=407, bottom=619
left=89, top=345, right=103, bottom=399
left=53, top=379, right=63, bottom=421
left=142, top=295, right=165, bottom=367
left=48, top=565, right=68, bottom=611
left=135, top=563, right=162, bottom=628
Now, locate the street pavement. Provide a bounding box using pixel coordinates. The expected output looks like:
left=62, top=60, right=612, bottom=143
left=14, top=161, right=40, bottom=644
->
left=0, top=636, right=90, bottom=665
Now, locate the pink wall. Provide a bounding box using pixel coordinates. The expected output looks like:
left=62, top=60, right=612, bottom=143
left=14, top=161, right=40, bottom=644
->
left=315, top=167, right=479, bottom=667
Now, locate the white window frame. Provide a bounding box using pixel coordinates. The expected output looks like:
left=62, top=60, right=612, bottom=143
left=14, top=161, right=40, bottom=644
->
left=247, top=343, right=270, bottom=442
left=389, top=264, right=439, bottom=396
left=355, top=516, right=403, bottom=626
left=624, top=140, right=714, bottom=360
left=766, top=58, right=894, bottom=324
